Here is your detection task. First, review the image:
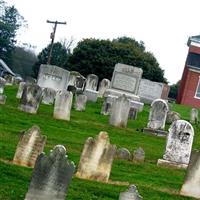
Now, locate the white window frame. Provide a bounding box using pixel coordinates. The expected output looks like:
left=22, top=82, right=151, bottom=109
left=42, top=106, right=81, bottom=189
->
left=194, top=76, right=200, bottom=99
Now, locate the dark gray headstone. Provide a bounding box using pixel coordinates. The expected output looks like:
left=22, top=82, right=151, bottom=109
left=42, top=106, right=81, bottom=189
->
left=133, top=147, right=145, bottom=163
left=25, top=145, right=75, bottom=200
left=116, top=148, right=131, bottom=160
left=119, top=185, right=143, bottom=200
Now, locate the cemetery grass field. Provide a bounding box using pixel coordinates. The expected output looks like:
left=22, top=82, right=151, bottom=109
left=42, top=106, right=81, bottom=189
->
left=0, top=86, right=199, bottom=200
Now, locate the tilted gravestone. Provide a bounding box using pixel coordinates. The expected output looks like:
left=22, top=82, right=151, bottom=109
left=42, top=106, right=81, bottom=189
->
left=180, top=151, right=200, bottom=199
left=74, top=94, right=87, bottom=111
left=42, top=87, right=56, bottom=105
left=166, top=111, right=181, bottom=124
left=37, top=64, right=70, bottom=91
left=109, top=94, right=130, bottom=128
left=119, top=185, right=143, bottom=200
left=84, top=74, right=99, bottom=102
left=190, top=108, right=198, bottom=124
left=76, top=131, right=116, bottom=182
left=25, top=145, right=75, bottom=200
left=16, top=82, right=26, bottom=99
left=157, top=120, right=194, bottom=169
left=18, top=84, right=43, bottom=114
left=0, top=77, right=6, bottom=94
left=98, top=78, right=110, bottom=97
left=13, top=125, right=46, bottom=168
left=53, top=90, right=73, bottom=121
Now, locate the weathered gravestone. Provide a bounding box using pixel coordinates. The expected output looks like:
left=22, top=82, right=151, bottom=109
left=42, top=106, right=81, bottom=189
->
left=0, top=77, right=6, bottom=94
left=190, top=108, right=198, bottom=123
left=16, top=82, right=26, bottom=99
left=0, top=94, right=6, bottom=104
left=180, top=151, right=200, bottom=198
left=25, top=145, right=75, bottom=200
left=53, top=90, right=73, bottom=121
left=109, top=94, right=130, bottom=128
left=157, top=120, right=194, bottom=169
left=37, top=65, right=70, bottom=91
left=98, top=78, right=110, bottom=97
left=138, top=79, right=170, bottom=104
left=133, top=147, right=145, bottom=163
left=76, top=131, right=116, bottom=182
left=144, top=99, right=169, bottom=136
left=116, top=148, right=131, bottom=160
left=4, top=74, right=14, bottom=85
left=75, top=75, right=86, bottom=93
left=18, top=84, right=43, bottom=114
left=68, top=71, right=81, bottom=87
left=84, top=74, right=99, bottom=102
left=42, top=88, right=56, bottom=105
left=119, top=185, right=143, bottom=200
left=74, top=94, right=87, bottom=111
left=13, top=126, right=46, bottom=167
left=166, top=111, right=181, bottom=124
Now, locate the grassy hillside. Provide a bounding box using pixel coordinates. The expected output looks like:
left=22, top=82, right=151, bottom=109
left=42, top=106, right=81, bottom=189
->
left=0, top=86, right=199, bottom=200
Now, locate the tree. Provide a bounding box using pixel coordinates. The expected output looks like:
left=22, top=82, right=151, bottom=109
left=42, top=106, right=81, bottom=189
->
left=0, top=2, right=24, bottom=66
left=168, top=81, right=180, bottom=99
left=32, top=42, right=71, bottom=77
left=66, top=37, right=167, bottom=82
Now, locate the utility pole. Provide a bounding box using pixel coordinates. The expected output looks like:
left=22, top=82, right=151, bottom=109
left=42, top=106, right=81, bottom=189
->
left=46, top=20, right=66, bottom=64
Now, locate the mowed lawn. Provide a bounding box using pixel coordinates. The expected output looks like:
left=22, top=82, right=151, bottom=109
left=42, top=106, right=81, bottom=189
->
left=0, top=86, right=199, bottom=200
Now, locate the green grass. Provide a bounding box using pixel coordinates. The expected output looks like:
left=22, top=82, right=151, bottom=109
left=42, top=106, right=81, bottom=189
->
left=0, top=86, right=199, bottom=200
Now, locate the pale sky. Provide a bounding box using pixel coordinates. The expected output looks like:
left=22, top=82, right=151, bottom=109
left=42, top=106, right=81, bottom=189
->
left=5, top=0, right=200, bottom=84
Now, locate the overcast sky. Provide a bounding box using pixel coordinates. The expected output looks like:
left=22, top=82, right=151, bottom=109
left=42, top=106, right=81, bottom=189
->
left=5, top=0, right=200, bottom=84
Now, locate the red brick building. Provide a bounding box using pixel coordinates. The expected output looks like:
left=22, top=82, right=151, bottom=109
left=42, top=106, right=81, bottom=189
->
left=177, top=35, right=200, bottom=108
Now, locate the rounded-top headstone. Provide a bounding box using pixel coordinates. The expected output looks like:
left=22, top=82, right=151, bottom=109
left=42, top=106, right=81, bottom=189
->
left=116, top=148, right=131, bottom=160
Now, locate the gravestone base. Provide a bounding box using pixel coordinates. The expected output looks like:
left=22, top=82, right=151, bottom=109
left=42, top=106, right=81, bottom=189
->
left=143, top=128, right=168, bottom=137
left=18, top=105, right=37, bottom=114
left=0, top=95, right=6, bottom=104
left=84, top=89, right=98, bottom=102
left=157, top=159, right=188, bottom=169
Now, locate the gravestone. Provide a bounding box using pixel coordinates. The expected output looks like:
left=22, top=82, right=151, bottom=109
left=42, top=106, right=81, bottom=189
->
left=190, top=108, right=198, bottom=123
left=13, top=126, right=46, bottom=168
left=109, top=94, right=130, bottom=128
left=37, top=64, right=70, bottom=91
left=18, top=84, right=43, bottom=114
left=166, top=111, right=181, bottom=124
left=133, top=147, right=145, bottom=163
left=157, top=120, right=194, bottom=169
left=75, top=75, right=86, bottom=93
left=76, top=131, right=116, bottom=182
left=147, top=99, right=169, bottom=129
left=68, top=71, right=80, bottom=86
left=138, top=79, right=169, bottom=104
left=4, top=74, right=14, bottom=85
left=0, top=94, right=6, bottom=104
left=54, top=90, right=73, bottom=121
left=84, top=74, right=99, bottom=102
left=74, top=94, right=87, bottom=111
left=0, top=77, right=6, bottom=94
left=42, top=88, right=56, bottom=105
left=25, top=145, right=75, bottom=200
left=98, top=78, right=110, bottom=97
left=16, top=82, right=26, bottom=99
left=180, top=151, right=200, bottom=198
left=26, top=77, right=36, bottom=84
left=119, top=185, right=143, bottom=200
left=116, top=148, right=131, bottom=160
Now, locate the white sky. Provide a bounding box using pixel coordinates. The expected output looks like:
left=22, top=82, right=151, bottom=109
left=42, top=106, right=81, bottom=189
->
left=4, top=0, right=200, bottom=84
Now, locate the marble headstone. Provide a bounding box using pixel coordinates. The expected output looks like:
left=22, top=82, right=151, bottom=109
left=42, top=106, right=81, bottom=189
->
left=13, top=126, right=46, bottom=167
left=53, top=90, right=73, bottom=121
left=76, top=131, right=116, bottom=182
left=42, top=88, right=56, bottom=105
left=133, top=147, right=145, bottom=163
left=180, top=151, right=200, bottom=198
left=0, top=77, right=6, bottom=94
left=74, top=94, right=87, bottom=111
left=166, top=111, right=181, bottom=124
left=109, top=94, right=130, bottom=128
left=190, top=108, right=198, bottom=124
left=119, top=185, right=143, bottom=200
left=25, top=145, right=75, bottom=200
left=147, top=99, right=169, bottom=130
left=98, top=78, right=110, bottom=97
left=157, top=120, right=194, bottom=169
left=16, top=82, right=26, bottom=99
left=116, top=148, right=131, bottom=160
left=18, top=84, right=43, bottom=114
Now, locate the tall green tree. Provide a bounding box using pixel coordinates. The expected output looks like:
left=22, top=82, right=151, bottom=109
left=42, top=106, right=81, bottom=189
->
left=168, top=80, right=180, bottom=99
left=66, top=37, right=167, bottom=82
left=0, top=2, right=24, bottom=65
left=32, top=42, right=71, bottom=77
